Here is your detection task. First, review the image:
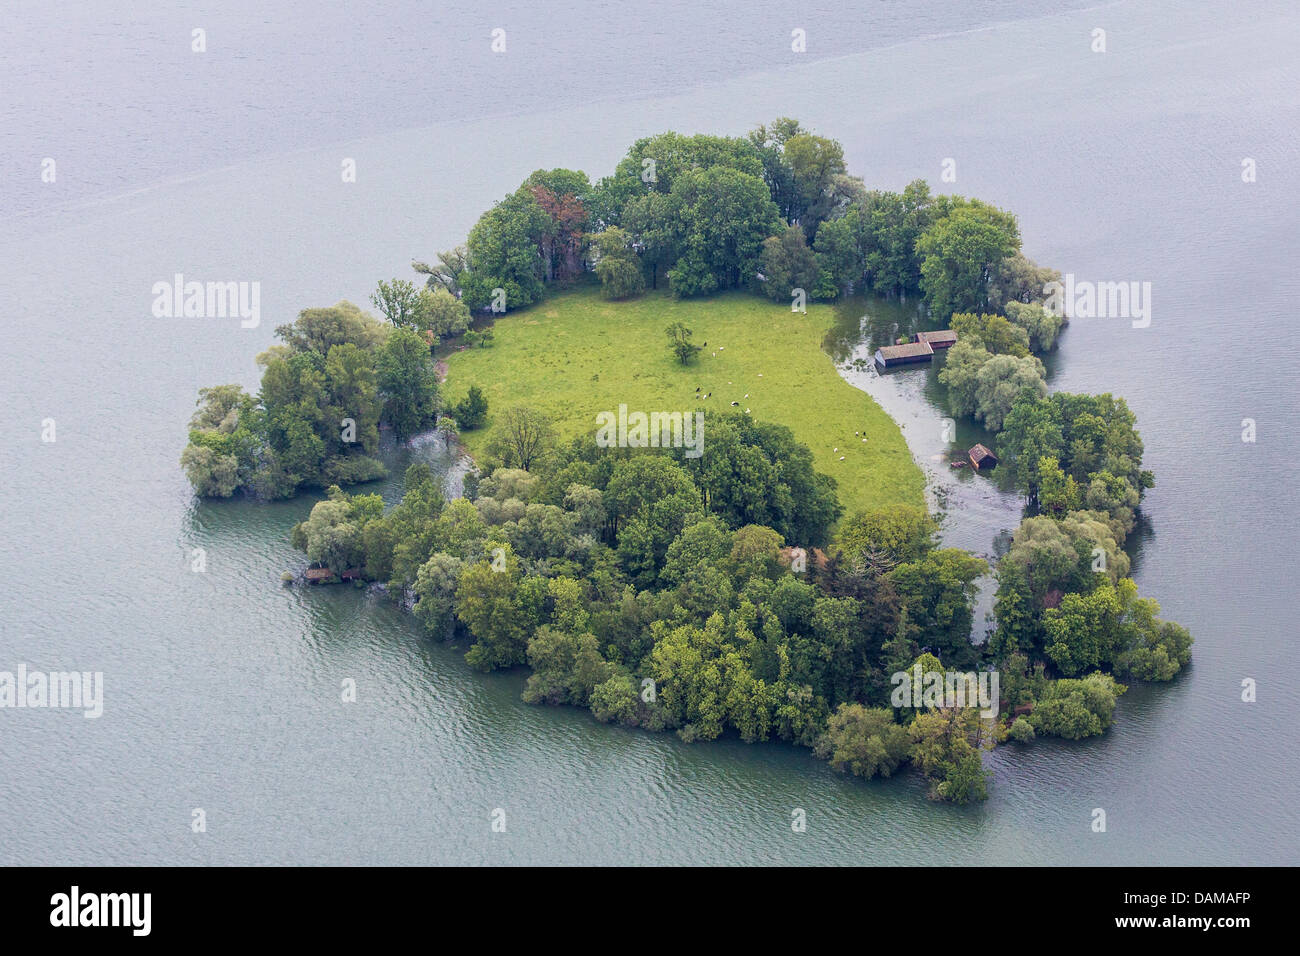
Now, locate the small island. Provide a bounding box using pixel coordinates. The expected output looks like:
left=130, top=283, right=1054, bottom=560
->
left=182, top=119, right=1191, bottom=804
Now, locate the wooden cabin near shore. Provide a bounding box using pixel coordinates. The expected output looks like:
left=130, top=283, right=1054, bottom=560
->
left=305, top=567, right=336, bottom=584
left=874, top=340, right=935, bottom=368
left=915, top=329, right=958, bottom=349
left=873, top=329, right=958, bottom=369
left=968, top=443, right=998, bottom=470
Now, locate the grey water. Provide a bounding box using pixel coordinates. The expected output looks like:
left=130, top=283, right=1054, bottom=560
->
left=1, top=0, right=1297, bottom=864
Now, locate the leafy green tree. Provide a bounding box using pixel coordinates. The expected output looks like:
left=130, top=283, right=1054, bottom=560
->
left=179, top=444, right=240, bottom=497
left=413, top=552, right=463, bottom=638
left=888, top=548, right=987, bottom=666
left=456, top=546, right=546, bottom=671
left=917, top=201, right=1021, bottom=321
left=950, top=312, right=1031, bottom=357
left=416, top=287, right=471, bottom=340
left=908, top=707, right=992, bottom=803
left=371, top=278, right=423, bottom=329
left=782, top=133, right=857, bottom=238
left=1043, top=581, right=1123, bottom=675
left=376, top=328, right=439, bottom=440
left=590, top=673, right=640, bottom=725
left=1028, top=673, right=1126, bottom=739
left=452, top=385, right=489, bottom=430
left=665, top=321, right=702, bottom=364
left=1008, top=716, right=1036, bottom=742
left=661, top=167, right=782, bottom=296
left=522, top=626, right=613, bottom=707
left=599, top=131, right=765, bottom=225
left=413, top=247, right=469, bottom=295
left=1004, top=300, right=1065, bottom=352
left=836, top=506, right=937, bottom=566
left=1112, top=583, right=1194, bottom=681
left=988, top=253, right=1061, bottom=313
left=757, top=224, right=820, bottom=301
left=685, top=413, right=842, bottom=547
left=488, top=406, right=554, bottom=471
left=462, top=190, right=549, bottom=311
left=816, top=704, right=911, bottom=779
left=592, top=226, right=646, bottom=299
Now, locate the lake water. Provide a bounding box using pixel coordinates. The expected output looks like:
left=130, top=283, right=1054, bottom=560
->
left=2, top=0, right=1297, bottom=864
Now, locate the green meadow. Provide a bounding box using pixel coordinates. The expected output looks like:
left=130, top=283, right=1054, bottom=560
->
left=443, top=285, right=924, bottom=519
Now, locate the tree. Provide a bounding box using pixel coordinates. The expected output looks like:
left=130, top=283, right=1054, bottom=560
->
left=815, top=704, right=911, bottom=778
left=972, top=353, right=1048, bottom=431
left=662, top=167, right=782, bottom=296
left=988, top=252, right=1061, bottom=312
left=180, top=444, right=239, bottom=497
left=836, top=505, right=937, bottom=566
left=950, top=312, right=1032, bottom=357
left=1004, top=300, right=1065, bottom=352
left=685, top=413, right=842, bottom=547
left=462, top=190, right=549, bottom=311
left=524, top=169, right=592, bottom=281
left=376, top=328, right=439, bottom=440
left=757, top=224, right=820, bottom=301
left=370, top=278, right=423, bottom=329
left=908, top=707, right=992, bottom=803
left=412, top=552, right=463, bottom=638
left=1043, top=581, right=1123, bottom=676
left=888, top=548, right=987, bottom=665
left=453, top=385, right=489, bottom=430
left=590, top=673, right=639, bottom=725
left=665, top=322, right=702, bottom=365
left=413, top=247, right=469, bottom=296
left=274, top=301, right=387, bottom=355
left=491, top=406, right=554, bottom=471
left=1028, top=673, right=1126, bottom=739
left=917, top=201, right=1021, bottom=321
left=782, top=133, right=855, bottom=238
left=416, top=287, right=471, bottom=340
left=591, top=226, right=646, bottom=299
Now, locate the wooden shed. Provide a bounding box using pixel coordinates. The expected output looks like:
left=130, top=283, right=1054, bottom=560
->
left=874, top=341, right=934, bottom=368
left=914, top=329, right=958, bottom=349
left=305, top=567, right=336, bottom=584
left=968, top=444, right=998, bottom=470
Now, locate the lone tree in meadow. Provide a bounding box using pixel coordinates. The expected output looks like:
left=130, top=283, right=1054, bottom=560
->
left=490, top=405, right=554, bottom=471
left=665, top=322, right=702, bottom=365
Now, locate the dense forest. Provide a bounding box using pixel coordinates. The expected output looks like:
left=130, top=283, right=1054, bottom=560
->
left=182, top=118, right=1191, bottom=803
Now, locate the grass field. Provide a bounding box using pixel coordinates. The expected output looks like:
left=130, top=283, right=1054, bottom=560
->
left=442, top=285, right=924, bottom=519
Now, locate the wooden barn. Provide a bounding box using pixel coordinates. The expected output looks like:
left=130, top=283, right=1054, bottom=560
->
left=914, top=329, right=958, bottom=349
left=874, top=341, right=935, bottom=368
left=968, top=444, right=998, bottom=470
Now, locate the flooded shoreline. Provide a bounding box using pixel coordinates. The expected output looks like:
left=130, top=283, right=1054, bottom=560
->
left=827, top=295, right=1034, bottom=639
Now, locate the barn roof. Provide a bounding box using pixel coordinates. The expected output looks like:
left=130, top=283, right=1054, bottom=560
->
left=876, top=341, right=934, bottom=360
left=915, top=329, right=958, bottom=345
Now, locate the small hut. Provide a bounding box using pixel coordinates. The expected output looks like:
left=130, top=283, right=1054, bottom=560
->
left=874, top=341, right=934, bottom=369
left=305, top=567, right=336, bottom=584
left=968, top=443, right=998, bottom=470
left=914, top=329, right=958, bottom=349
